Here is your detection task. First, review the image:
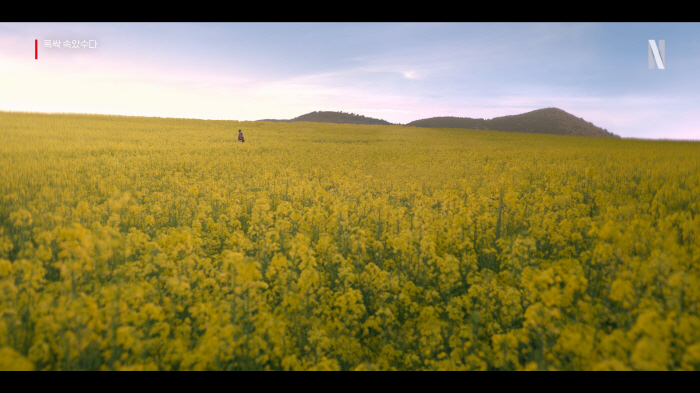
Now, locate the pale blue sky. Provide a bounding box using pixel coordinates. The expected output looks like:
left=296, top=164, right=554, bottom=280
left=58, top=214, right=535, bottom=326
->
left=1, top=23, right=699, bottom=139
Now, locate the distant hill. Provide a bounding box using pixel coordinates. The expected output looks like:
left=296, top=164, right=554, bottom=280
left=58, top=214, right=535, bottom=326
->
left=406, top=108, right=618, bottom=137
left=258, top=111, right=393, bottom=125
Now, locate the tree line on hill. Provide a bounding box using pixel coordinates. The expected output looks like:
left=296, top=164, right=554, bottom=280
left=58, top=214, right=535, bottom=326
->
left=258, top=111, right=393, bottom=126
left=257, top=108, right=619, bottom=137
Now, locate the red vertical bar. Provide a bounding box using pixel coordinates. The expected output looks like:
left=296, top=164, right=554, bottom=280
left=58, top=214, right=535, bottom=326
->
left=35, top=40, right=37, bottom=59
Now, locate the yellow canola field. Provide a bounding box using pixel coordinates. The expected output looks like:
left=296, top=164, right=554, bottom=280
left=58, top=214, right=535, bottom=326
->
left=1, top=111, right=699, bottom=370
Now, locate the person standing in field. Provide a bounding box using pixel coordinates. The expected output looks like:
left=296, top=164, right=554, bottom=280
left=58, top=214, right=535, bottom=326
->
left=238, top=129, right=245, bottom=143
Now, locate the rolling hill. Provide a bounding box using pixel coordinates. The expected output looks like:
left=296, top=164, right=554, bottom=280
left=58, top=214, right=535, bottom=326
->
left=406, top=108, right=618, bottom=137
left=258, top=111, right=393, bottom=125
left=259, top=108, right=618, bottom=137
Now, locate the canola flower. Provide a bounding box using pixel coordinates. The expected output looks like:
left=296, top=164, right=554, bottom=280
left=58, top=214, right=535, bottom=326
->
left=1, top=111, right=699, bottom=370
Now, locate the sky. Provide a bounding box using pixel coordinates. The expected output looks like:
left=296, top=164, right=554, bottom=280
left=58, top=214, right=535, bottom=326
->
left=1, top=22, right=699, bottom=139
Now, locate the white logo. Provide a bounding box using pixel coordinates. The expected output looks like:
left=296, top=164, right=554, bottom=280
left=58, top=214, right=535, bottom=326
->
left=649, top=40, right=665, bottom=69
